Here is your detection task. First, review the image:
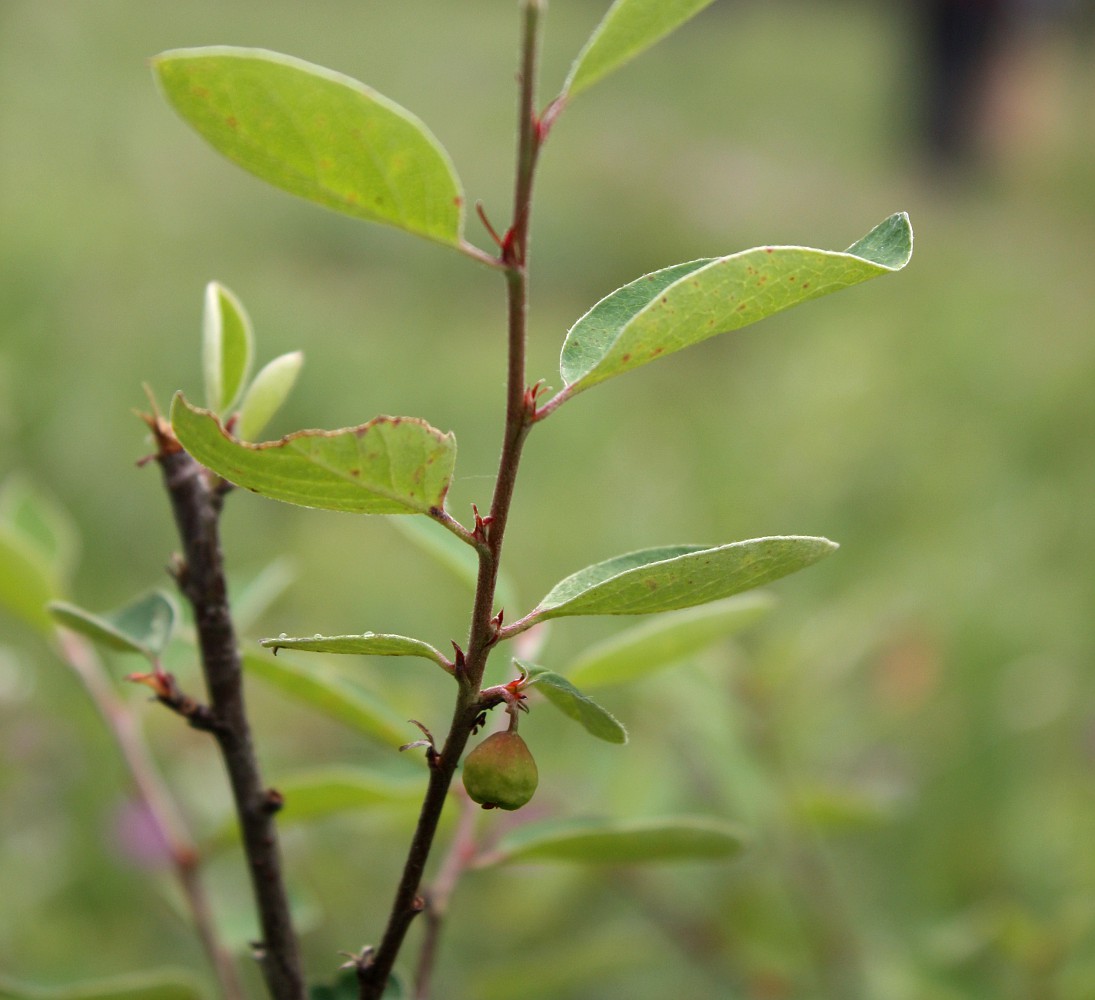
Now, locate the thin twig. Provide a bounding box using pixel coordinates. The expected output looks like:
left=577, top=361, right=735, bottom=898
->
left=413, top=792, right=480, bottom=1000
left=56, top=629, right=245, bottom=1000
left=148, top=415, right=306, bottom=1000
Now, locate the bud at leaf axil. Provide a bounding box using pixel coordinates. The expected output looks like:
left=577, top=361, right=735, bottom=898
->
left=462, top=730, right=538, bottom=811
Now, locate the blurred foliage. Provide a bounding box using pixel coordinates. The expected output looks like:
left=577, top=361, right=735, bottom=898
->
left=2, top=1, right=1094, bottom=998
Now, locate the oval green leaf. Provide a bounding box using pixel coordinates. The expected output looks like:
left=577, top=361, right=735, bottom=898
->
left=565, top=0, right=719, bottom=98
left=481, top=815, right=747, bottom=866
left=260, top=631, right=449, bottom=671
left=0, top=529, right=57, bottom=632
left=0, top=971, right=206, bottom=1000
left=522, top=537, right=837, bottom=626
left=236, top=350, right=303, bottom=441
left=171, top=394, right=456, bottom=516
left=209, top=766, right=420, bottom=846
left=558, top=213, right=913, bottom=399
left=152, top=47, right=464, bottom=247
left=0, top=474, right=79, bottom=588
left=520, top=662, right=627, bottom=743
left=243, top=652, right=409, bottom=747
left=566, top=592, right=775, bottom=689
left=48, top=591, right=178, bottom=659
left=202, top=281, right=253, bottom=415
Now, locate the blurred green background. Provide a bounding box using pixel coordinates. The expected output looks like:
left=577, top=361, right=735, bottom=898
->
left=2, top=1, right=1094, bottom=997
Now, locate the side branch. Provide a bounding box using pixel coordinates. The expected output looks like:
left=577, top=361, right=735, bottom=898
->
left=149, top=417, right=306, bottom=1000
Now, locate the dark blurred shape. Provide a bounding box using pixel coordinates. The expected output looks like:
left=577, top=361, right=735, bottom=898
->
left=917, top=0, right=1012, bottom=168
left=914, top=0, right=1084, bottom=172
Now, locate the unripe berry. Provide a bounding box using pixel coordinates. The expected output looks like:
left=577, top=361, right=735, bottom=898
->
left=462, top=730, right=538, bottom=811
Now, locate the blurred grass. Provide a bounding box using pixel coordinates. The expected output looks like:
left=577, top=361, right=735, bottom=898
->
left=2, top=1, right=1095, bottom=997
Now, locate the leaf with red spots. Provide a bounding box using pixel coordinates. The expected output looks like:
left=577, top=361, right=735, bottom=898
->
left=557, top=212, right=912, bottom=400
left=565, top=0, right=720, bottom=99
left=152, top=47, right=464, bottom=248
left=514, top=537, right=837, bottom=627
left=170, top=394, right=455, bottom=515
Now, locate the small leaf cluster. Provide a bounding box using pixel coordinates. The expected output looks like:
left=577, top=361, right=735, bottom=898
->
left=200, top=280, right=302, bottom=443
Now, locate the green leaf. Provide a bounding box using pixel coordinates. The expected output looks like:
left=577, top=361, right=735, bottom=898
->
left=309, top=971, right=403, bottom=1000
left=565, top=0, right=719, bottom=98
left=236, top=350, right=303, bottom=441
left=201, top=281, right=253, bottom=414
left=0, top=475, right=79, bottom=587
left=0, top=529, right=57, bottom=632
left=47, top=591, right=177, bottom=659
left=520, top=662, right=627, bottom=743
left=171, top=394, right=456, bottom=515
left=523, top=537, right=837, bottom=625
left=260, top=631, right=449, bottom=671
left=210, top=766, right=420, bottom=845
left=308, top=970, right=361, bottom=1000
left=243, top=652, right=409, bottom=747
left=566, top=593, right=774, bottom=689
left=228, top=557, right=295, bottom=633
left=153, top=47, right=464, bottom=247
left=482, top=815, right=747, bottom=866
left=0, top=476, right=77, bottom=630
left=0, top=970, right=206, bottom=1000
left=558, top=213, right=913, bottom=398
left=387, top=516, right=518, bottom=613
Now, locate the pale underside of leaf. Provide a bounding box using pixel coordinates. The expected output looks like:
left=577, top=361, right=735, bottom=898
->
left=47, top=591, right=177, bottom=659
left=565, top=0, right=719, bottom=98
left=171, top=394, right=455, bottom=515
left=481, top=815, right=748, bottom=867
left=521, top=663, right=628, bottom=743
left=153, top=47, right=464, bottom=247
left=559, top=213, right=913, bottom=398
left=236, top=350, right=303, bottom=442
left=260, top=631, right=448, bottom=670
left=526, top=537, right=837, bottom=625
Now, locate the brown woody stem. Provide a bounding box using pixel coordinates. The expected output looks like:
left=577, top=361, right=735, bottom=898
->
left=355, top=3, right=548, bottom=997
left=151, top=422, right=306, bottom=1000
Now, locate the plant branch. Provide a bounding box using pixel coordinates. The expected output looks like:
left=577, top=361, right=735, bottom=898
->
left=427, top=506, right=480, bottom=551
left=55, top=629, right=245, bottom=1000
left=147, top=415, right=306, bottom=1000
left=354, top=5, right=549, bottom=996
